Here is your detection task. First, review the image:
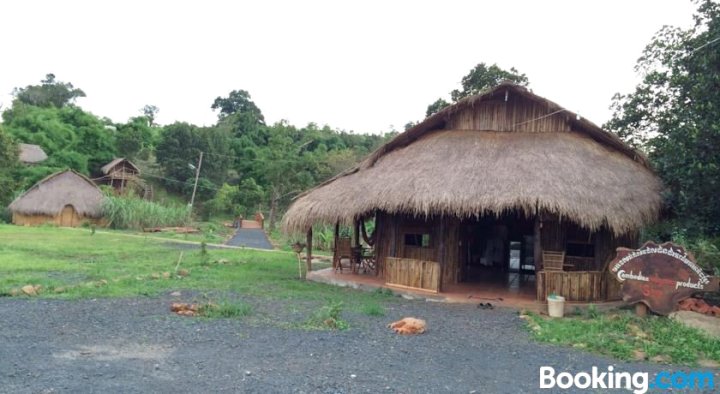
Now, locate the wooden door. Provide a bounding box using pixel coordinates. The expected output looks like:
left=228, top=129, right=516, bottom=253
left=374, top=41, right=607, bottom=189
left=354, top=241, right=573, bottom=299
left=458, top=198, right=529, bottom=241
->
left=59, top=205, right=76, bottom=227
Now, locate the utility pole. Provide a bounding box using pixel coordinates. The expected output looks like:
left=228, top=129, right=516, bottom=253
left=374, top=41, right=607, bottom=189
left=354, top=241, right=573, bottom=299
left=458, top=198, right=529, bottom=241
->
left=189, top=151, right=204, bottom=213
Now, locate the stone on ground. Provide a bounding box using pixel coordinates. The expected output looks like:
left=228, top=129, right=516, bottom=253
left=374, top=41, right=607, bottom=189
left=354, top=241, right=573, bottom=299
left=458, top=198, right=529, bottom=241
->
left=669, top=310, right=720, bottom=338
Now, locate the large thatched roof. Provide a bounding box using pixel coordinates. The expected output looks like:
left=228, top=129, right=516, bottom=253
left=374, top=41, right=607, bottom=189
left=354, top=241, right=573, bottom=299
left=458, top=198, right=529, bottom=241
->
left=9, top=170, right=105, bottom=217
left=18, top=143, right=48, bottom=164
left=283, top=83, right=663, bottom=235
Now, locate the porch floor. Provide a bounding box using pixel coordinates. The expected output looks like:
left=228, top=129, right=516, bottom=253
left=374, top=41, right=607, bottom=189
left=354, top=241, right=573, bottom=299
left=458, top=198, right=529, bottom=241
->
left=308, top=268, right=625, bottom=314
left=308, top=267, right=542, bottom=312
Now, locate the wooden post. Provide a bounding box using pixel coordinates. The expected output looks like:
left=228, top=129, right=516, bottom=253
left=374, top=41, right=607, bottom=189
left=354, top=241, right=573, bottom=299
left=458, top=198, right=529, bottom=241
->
left=305, top=227, right=313, bottom=276
left=353, top=218, right=360, bottom=247
left=534, top=214, right=542, bottom=273
left=635, top=302, right=648, bottom=318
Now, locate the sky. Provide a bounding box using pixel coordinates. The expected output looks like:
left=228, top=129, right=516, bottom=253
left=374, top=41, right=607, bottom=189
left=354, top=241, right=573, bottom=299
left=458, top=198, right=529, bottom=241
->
left=0, top=0, right=699, bottom=134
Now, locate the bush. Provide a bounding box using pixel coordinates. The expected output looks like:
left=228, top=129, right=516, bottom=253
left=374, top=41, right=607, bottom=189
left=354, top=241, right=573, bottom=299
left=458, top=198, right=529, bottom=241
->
left=102, top=195, right=190, bottom=229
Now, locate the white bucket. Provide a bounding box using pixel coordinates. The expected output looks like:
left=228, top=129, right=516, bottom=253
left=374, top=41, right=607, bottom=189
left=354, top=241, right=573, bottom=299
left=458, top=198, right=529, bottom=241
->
left=547, top=295, right=566, bottom=318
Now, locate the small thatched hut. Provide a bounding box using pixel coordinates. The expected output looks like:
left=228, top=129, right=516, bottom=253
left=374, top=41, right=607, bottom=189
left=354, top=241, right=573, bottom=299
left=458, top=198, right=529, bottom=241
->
left=9, top=170, right=105, bottom=227
left=99, top=158, right=141, bottom=194
left=18, top=143, right=48, bottom=164
left=283, top=82, right=663, bottom=302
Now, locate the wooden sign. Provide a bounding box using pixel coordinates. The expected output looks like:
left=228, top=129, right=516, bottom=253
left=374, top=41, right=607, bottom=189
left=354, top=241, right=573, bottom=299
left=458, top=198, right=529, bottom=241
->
left=609, top=242, right=718, bottom=315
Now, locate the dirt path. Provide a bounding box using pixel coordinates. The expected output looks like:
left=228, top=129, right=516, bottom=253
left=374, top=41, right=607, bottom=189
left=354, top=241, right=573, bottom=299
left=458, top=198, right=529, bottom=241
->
left=225, top=227, right=274, bottom=250
left=0, top=296, right=678, bottom=393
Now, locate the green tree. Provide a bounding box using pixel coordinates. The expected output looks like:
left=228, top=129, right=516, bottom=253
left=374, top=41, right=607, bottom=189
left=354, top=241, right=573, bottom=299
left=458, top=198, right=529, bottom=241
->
left=211, top=90, right=264, bottom=122
left=13, top=74, right=86, bottom=108
left=605, top=0, right=720, bottom=236
left=140, top=104, right=159, bottom=126
left=0, top=125, right=20, bottom=207
left=155, top=122, right=203, bottom=193
left=426, top=63, right=529, bottom=116
left=2, top=103, right=115, bottom=174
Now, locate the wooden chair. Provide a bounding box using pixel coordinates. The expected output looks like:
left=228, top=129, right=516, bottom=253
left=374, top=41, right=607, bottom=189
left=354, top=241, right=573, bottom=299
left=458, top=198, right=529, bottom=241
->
left=542, top=250, right=566, bottom=271
left=333, top=237, right=353, bottom=272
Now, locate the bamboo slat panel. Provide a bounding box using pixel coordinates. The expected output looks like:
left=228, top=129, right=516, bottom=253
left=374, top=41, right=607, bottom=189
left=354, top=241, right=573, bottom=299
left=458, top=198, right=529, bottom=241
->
left=446, top=96, right=571, bottom=133
left=537, top=271, right=606, bottom=302
left=385, top=257, right=442, bottom=293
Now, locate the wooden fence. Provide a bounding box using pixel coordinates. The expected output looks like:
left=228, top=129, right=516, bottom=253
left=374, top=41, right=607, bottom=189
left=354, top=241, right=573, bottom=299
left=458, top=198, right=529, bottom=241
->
left=385, top=257, right=442, bottom=293
left=537, top=271, right=620, bottom=302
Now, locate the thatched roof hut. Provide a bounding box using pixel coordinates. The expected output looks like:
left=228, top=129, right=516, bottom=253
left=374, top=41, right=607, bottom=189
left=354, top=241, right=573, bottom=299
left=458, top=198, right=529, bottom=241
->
left=101, top=158, right=140, bottom=176
left=9, top=169, right=105, bottom=227
left=282, top=82, right=663, bottom=303
left=283, top=83, right=662, bottom=235
left=18, top=143, right=48, bottom=164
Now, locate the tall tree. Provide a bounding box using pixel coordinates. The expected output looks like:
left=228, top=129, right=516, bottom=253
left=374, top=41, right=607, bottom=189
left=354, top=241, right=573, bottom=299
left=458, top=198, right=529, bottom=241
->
left=211, top=90, right=264, bottom=122
left=13, top=74, right=86, bottom=108
left=605, top=0, right=720, bottom=236
left=0, top=125, right=20, bottom=207
left=140, top=105, right=159, bottom=126
left=426, top=63, right=529, bottom=117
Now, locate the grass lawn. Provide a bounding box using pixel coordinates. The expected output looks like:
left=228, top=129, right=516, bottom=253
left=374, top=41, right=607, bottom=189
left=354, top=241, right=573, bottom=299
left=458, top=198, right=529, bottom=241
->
left=0, top=224, right=392, bottom=326
left=523, top=309, right=720, bottom=366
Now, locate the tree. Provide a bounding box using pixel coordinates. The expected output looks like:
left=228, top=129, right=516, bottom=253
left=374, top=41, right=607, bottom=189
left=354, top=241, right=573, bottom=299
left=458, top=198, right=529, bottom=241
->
left=211, top=90, right=264, bottom=122
left=2, top=103, right=115, bottom=174
left=0, top=125, right=20, bottom=207
left=116, top=116, right=158, bottom=159
left=13, top=74, right=86, bottom=108
left=426, top=63, right=529, bottom=117
left=140, top=105, right=159, bottom=126
left=156, top=122, right=203, bottom=193
left=605, top=0, right=720, bottom=236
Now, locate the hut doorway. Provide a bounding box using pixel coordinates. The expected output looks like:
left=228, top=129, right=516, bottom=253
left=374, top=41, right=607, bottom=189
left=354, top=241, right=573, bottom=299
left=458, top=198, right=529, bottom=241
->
left=459, top=212, right=536, bottom=293
left=59, top=204, right=77, bottom=227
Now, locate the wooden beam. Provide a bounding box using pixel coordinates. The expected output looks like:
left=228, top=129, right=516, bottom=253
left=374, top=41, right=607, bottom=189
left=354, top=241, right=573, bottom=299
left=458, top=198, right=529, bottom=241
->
left=306, top=227, right=313, bottom=276
left=534, top=214, right=542, bottom=273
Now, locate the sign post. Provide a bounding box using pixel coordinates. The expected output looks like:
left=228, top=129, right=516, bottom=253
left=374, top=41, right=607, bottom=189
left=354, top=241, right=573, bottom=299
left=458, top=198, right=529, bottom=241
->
left=609, top=242, right=718, bottom=316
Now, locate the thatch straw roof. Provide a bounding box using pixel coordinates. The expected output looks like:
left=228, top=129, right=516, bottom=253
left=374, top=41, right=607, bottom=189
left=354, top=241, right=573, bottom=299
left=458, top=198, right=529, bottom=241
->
left=18, top=143, right=48, bottom=164
left=101, top=158, right=140, bottom=175
left=9, top=170, right=105, bottom=217
left=282, top=83, right=662, bottom=235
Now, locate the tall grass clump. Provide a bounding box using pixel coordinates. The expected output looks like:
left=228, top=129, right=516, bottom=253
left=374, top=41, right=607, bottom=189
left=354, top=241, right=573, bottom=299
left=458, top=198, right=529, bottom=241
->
left=103, top=196, right=190, bottom=229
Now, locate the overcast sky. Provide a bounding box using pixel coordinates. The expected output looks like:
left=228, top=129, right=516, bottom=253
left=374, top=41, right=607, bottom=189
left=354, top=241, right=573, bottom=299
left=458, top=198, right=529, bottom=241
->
left=0, top=0, right=698, bottom=134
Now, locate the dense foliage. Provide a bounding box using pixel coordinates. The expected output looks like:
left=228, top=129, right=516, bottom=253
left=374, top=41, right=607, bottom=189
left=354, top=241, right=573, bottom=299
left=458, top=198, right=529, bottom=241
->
left=606, top=0, right=720, bottom=239
left=0, top=125, right=20, bottom=208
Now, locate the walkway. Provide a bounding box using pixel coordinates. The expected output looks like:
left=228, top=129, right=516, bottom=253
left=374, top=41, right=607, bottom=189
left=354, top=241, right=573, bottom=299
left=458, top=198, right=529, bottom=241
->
left=225, top=221, right=274, bottom=250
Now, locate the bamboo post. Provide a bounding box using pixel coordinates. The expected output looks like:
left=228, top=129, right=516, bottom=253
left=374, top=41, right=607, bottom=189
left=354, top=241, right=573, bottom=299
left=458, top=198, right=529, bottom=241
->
left=306, top=227, right=313, bottom=275
left=533, top=215, right=542, bottom=273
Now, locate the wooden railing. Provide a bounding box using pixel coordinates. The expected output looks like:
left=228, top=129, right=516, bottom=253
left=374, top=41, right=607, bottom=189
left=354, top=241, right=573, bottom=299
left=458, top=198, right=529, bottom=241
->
left=385, top=257, right=442, bottom=293
left=537, top=270, right=620, bottom=302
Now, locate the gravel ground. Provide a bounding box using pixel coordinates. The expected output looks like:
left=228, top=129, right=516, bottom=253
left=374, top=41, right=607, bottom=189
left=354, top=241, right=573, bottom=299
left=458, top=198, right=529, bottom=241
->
left=0, top=295, right=694, bottom=393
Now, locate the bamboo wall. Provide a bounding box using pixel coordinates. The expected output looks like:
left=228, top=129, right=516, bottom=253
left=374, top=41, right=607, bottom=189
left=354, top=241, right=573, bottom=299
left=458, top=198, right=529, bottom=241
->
left=375, top=213, right=459, bottom=286
left=375, top=211, right=637, bottom=300
left=446, top=95, right=572, bottom=133
left=385, top=257, right=441, bottom=293
left=12, top=212, right=104, bottom=228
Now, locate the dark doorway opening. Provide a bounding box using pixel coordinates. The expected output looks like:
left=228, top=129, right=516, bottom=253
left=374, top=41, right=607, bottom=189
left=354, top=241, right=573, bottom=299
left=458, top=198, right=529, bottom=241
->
left=460, top=212, right=536, bottom=293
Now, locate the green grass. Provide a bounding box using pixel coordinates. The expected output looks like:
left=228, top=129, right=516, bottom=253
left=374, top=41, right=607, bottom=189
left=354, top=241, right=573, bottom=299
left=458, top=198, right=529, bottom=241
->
left=199, top=301, right=253, bottom=318
left=524, top=310, right=720, bottom=366
left=0, top=224, right=394, bottom=310
left=302, top=301, right=350, bottom=330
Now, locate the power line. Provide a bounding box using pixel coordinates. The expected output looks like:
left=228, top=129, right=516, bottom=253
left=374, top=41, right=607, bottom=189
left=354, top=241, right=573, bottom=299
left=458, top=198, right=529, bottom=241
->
left=688, top=35, right=720, bottom=56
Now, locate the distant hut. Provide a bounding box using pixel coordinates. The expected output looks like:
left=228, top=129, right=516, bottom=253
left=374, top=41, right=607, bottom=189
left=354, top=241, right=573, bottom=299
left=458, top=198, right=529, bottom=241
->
left=9, top=170, right=105, bottom=227
left=283, top=82, right=663, bottom=303
left=18, top=143, right=48, bottom=164
left=99, top=158, right=142, bottom=195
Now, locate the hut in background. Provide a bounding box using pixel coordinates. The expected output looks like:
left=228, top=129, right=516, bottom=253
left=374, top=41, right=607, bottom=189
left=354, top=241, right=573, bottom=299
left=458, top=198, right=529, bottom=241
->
left=9, top=169, right=105, bottom=227
left=283, top=82, right=663, bottom=303
left=18, top=143, right=48, bottom=165
left=98, top=158, right=147, bottom=196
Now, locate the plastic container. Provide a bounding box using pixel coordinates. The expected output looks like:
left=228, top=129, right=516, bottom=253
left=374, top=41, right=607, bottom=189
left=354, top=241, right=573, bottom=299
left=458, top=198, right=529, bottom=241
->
left=547, top=295, right=566, bottom=318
